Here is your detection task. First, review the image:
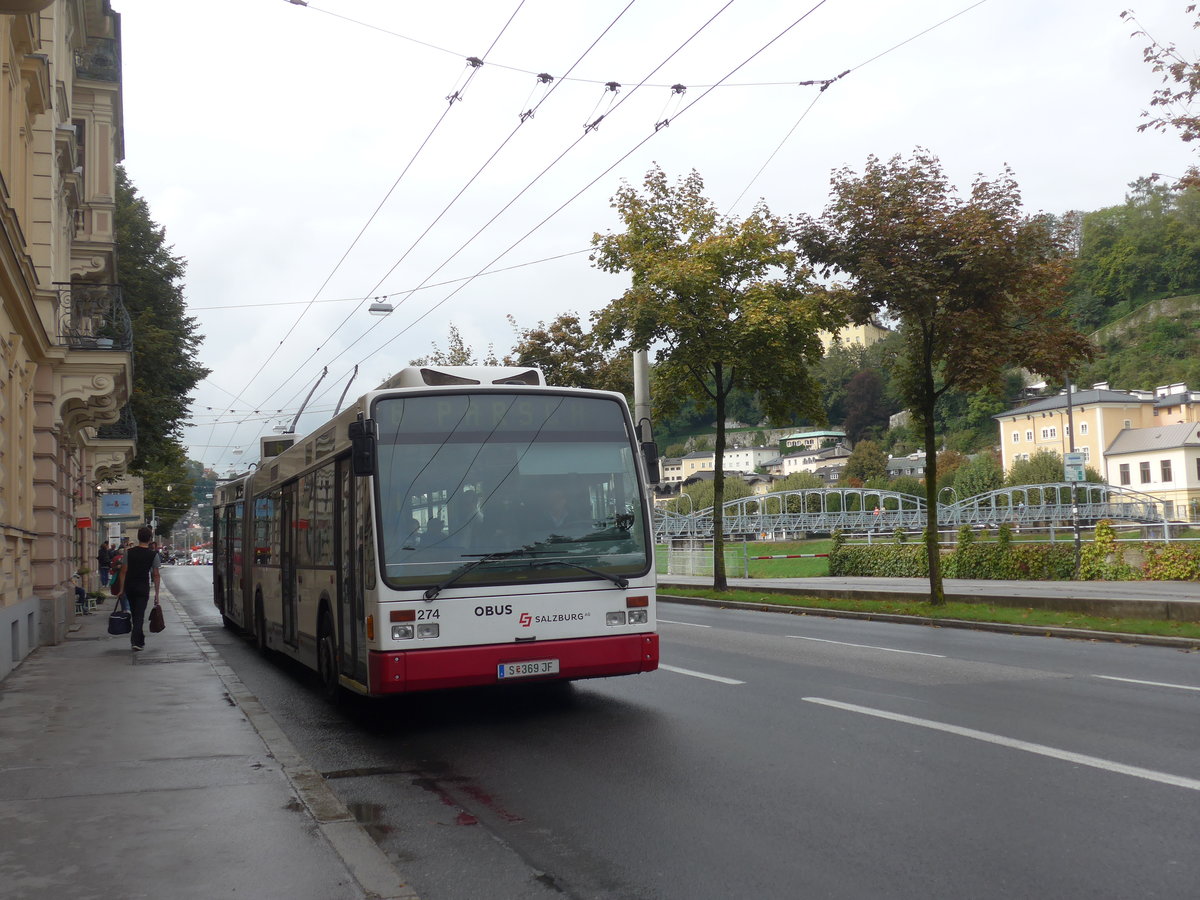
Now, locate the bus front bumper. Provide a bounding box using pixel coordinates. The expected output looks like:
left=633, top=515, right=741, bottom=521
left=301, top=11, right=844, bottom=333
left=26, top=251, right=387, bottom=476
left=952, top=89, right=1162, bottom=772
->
left=368, top=633, right=659, bottom=694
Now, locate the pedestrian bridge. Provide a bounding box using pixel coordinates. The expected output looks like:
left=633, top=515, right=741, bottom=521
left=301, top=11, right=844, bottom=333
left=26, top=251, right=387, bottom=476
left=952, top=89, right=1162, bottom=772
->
left=653, top=483, right=1176, bottom=540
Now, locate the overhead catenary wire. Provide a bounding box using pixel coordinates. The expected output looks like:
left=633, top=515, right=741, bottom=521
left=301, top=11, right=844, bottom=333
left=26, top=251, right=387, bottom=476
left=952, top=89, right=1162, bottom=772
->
left=203, top=1, right=531, bottom=472
left=246, top=1, right=646, bottom=430
left=290, top=0, right=856, bottom=90
left=186, top=248, right=592, bottom=310
left=311, top=0, right=834, bottom=397
left=207, top=0, right=736, bottom=470
left=288, top=0, right=741, bottom=410
left=727, top=0, right=992, bottom=211
left=200, top=0, right=990, bottom=470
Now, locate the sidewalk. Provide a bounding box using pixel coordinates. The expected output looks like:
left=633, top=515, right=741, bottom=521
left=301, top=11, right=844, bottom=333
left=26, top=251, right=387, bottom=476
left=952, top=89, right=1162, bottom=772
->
left=0, top=587, right=417, bottom=900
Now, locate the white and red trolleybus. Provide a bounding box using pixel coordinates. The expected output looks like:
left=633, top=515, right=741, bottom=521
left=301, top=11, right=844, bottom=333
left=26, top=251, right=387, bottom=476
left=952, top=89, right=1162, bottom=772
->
left=211, top=365, right=660, bottom=698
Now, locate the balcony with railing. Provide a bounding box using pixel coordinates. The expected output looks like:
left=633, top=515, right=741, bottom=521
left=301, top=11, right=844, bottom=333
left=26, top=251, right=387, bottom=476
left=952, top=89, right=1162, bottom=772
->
left=95, top=402, right=137, bottom=444
left=55, top=282, right=131, bottom=352
left=74, top=36, right=120, bottom=82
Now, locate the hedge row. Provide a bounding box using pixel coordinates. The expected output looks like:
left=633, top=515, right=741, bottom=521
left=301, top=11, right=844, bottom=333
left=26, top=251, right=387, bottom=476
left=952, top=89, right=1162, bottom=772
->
left=828, top=522, right=1200, bottom=582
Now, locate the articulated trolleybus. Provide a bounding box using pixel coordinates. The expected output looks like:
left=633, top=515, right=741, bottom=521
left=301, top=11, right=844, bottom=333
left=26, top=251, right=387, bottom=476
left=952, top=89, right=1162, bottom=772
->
left=212, top=365, right=659, bottom=698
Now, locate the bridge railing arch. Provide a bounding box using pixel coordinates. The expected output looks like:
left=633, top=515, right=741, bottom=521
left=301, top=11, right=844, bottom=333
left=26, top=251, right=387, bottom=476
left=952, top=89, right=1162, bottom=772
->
left=654, top=483, right=1173, bottom=541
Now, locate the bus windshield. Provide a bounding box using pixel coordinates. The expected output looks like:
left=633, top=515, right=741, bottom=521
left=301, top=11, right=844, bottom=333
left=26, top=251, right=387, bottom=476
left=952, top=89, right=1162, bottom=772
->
left=374, top=392, right=651, bottom=591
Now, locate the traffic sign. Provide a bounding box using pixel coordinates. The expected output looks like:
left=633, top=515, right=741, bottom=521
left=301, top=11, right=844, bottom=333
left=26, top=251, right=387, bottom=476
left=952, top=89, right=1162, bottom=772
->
left=1063, top=451, right=1086, bottom=482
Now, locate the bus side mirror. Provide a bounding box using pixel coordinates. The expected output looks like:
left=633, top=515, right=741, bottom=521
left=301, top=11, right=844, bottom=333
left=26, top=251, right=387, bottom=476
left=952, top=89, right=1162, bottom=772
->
left=641, top=441, right=659, bottom=484
left=348, top=418, right=376, bottom=476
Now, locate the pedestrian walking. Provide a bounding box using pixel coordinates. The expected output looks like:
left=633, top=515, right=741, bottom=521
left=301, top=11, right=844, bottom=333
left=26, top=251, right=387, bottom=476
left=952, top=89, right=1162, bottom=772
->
left=96, top=540, right=112, bottom=591
left=114, top=526, right=161, bottom=652
left=108, top=542, right=129, bottom=612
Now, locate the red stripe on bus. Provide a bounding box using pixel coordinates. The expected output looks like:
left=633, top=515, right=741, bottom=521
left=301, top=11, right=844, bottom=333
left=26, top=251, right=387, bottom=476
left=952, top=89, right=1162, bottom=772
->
left=368, top=633, right=659, bottom=694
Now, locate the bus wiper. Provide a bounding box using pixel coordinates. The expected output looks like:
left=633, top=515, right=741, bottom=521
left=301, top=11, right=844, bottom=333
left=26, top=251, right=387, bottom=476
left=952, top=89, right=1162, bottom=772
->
left=422, top=549, right=534, bottom=601
left=524, top=559, right=629, bottom=589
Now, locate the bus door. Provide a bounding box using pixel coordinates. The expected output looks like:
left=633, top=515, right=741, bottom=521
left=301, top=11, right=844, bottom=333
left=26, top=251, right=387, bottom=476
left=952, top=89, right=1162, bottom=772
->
left=221, top=504, right=240, bottom=621
left=335, top=457, right=365, bottom=684
left=281, top=481, right=299, bottom=647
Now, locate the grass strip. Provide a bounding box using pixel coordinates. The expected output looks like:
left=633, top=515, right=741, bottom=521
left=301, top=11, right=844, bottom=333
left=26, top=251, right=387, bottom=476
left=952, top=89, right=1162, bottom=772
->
left=661, top=588, right=1200, bottom=641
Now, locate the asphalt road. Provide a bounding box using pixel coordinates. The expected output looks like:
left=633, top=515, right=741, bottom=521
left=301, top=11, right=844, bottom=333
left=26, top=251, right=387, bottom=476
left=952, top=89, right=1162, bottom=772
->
left=165, top=567, right=1200, bottom=900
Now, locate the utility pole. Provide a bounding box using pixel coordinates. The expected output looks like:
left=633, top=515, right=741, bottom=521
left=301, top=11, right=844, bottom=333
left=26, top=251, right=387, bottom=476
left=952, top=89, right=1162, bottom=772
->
left=1065, top=374, right=1081, bottom=577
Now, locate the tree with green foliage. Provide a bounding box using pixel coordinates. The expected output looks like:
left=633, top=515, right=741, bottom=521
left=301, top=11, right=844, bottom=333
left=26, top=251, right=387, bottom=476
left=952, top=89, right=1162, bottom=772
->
left=505, top=312, right=631, bottom=394
left=842, top=369, right=891, bottom=443
left=888, top=474, right=925, bottom=498
left=1004, top=449, right=1104, bottom=487
left=954, top=452, right=1004, bottom=499
left=798, top=150, right=1093, bottom=604
left=1005, top=450, right=1067, bottom=487
left=1080, top=310, right=1200, bottom=388
left=593, top=166, right=840, bottom=590
left=1071, top=179, right=1200, bottom=327
left=775, top=471, right=823, bottom=491
left=841, top=439, right=888, bottom=485
left=115, top=167, right=209, bottom=538
left=409, top=323, right=498, bottom=367
left=675, top=476, right=753, bottom=514
left=935, top=450, right=969, bottom=489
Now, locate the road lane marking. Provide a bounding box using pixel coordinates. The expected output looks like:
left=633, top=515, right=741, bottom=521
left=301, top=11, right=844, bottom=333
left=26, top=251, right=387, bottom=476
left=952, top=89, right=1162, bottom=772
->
left=788, top=635, right=945, bottom=658
left=658, top=618, right=711, bottom=628
left=804, top=697, right=1200, bottom=793
left=1093, top=675, right=1200, bottom=692
left=659, top=664, right=744, bottom=685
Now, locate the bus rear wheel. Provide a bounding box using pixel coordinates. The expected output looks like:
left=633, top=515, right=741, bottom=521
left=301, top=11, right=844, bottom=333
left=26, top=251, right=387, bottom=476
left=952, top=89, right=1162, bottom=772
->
left=254, top=595, right=269, bottom=656
left=317, top=613, right=340, bottom=701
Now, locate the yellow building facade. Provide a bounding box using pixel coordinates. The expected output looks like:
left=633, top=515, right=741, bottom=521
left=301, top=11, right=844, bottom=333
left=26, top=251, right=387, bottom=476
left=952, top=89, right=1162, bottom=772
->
left=995, top=383, right=1200, bottom=521
left=1, top=0, right=133, bottom=678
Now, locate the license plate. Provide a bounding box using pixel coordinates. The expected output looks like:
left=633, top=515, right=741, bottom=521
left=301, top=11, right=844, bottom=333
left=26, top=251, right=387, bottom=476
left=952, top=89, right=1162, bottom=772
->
left=497, top=659, right=559, bottom=680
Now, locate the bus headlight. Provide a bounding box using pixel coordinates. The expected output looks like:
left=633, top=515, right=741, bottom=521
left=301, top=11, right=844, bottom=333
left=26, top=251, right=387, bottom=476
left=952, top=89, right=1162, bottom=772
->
left=392, top=624, right=415, bottom=640
left=606, top=611, right=627, bottom=626
left=417, top=623, right=440, bottom=639
left=627, top=609, right=648, bottom=625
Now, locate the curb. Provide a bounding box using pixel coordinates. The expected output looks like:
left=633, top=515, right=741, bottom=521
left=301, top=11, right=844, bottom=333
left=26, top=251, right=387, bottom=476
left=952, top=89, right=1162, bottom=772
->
left=168, top=588, right=421, bottom=900
left=657, top=592, right=1200, bottom=651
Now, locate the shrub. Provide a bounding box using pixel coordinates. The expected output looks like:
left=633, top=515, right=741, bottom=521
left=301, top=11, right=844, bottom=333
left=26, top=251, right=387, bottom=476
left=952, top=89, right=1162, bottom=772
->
left=1078, top=520, right=1139, bottom=581
left=829, top=544, right=927, bottom=577
left=1141, top=544, right=1200, bottom=581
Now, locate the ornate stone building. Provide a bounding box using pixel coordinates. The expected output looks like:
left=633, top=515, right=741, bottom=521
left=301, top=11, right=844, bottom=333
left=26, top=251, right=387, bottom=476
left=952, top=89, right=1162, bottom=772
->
left=1, top=0, right=133, bottom=678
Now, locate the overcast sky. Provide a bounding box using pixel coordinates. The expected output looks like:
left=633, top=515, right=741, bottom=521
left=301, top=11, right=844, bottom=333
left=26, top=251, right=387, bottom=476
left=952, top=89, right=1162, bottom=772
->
left=112, top=0, right=1197, bottom=475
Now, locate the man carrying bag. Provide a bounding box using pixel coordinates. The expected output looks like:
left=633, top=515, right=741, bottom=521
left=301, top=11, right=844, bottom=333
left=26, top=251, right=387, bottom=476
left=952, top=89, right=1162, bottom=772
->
left=114, top=526, right=161, bottom=652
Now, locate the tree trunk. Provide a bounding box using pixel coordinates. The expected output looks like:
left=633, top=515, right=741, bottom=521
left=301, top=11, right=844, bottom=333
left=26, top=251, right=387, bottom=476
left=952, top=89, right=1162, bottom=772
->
left=712, top=366, right=727, bottom=591
left=921, top=400, right=945, bottom=606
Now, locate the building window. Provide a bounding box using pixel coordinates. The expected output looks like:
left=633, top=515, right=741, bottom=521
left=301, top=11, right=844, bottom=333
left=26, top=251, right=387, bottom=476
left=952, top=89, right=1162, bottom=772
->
left=1025, top=430, right=1033, bottom=442
left=1012, top=432, right=1020, bottom=443
left=1040, top=427, right=1057, bottom=440
left=1140, top=461, right=1151, bottom=483
left=1161, top=460, right=1172, bottom=483
left=1119, top=463, right=1130, bottom=485
left=1080, top=446, right=1090, bottom=462
left=1080, top=422, right=1088, bottom=435
left=1123, top=419, right=1132, bottom=429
